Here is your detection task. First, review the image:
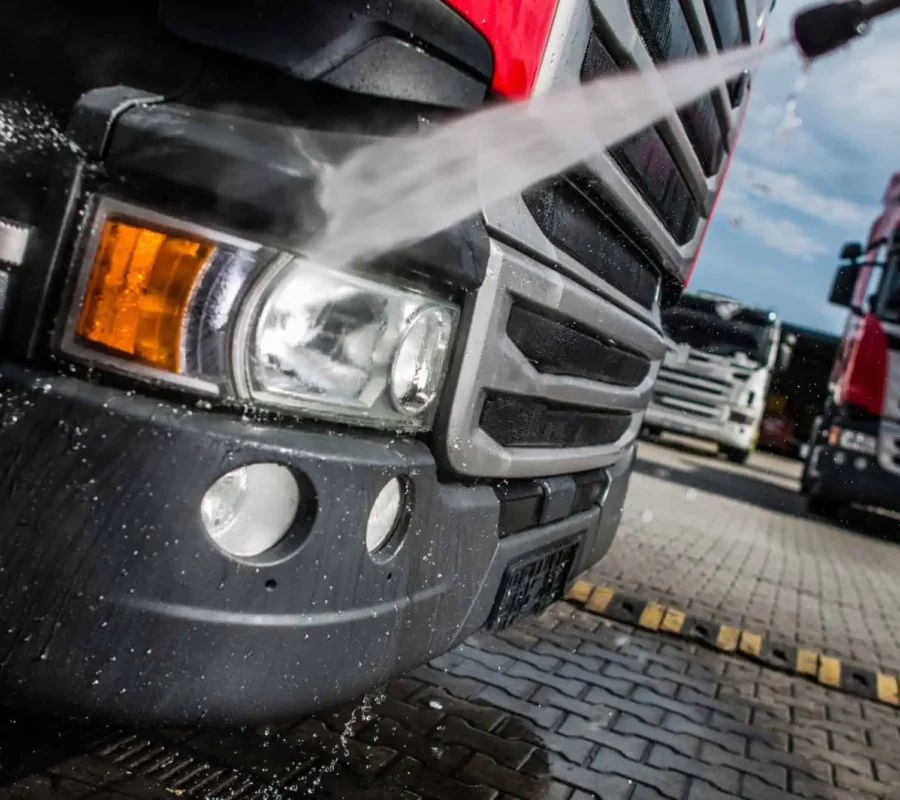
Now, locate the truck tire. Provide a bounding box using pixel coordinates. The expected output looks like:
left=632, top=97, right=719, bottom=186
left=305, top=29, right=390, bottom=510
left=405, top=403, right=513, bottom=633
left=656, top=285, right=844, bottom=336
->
left=722, top=446, right=750, bottom=464
left=806, top=493, right=842, bottom=520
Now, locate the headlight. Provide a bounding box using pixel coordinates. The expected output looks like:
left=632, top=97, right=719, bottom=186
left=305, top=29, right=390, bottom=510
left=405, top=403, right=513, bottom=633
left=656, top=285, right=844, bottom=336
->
left=235, top=257, right=457, bottom=429
left=63, top=197, right=458, bottom=429
left=830, top=426, right=878, bottom=456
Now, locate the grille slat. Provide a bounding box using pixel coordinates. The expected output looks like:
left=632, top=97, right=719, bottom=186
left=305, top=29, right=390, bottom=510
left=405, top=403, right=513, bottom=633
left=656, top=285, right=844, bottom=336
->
left=480, top=393, right=632, bottom=449
left=523, top=179, right=660, bottom=309
left=629, top=0, right=725, bottom=175
left=508, top=304, right=651, bottom=388
left=581, top=33, right=700, bottom=245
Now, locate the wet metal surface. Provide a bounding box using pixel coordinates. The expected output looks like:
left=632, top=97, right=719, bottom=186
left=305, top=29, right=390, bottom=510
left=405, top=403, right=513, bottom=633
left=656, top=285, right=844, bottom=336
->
left=3, top=443, right=900, bottom=799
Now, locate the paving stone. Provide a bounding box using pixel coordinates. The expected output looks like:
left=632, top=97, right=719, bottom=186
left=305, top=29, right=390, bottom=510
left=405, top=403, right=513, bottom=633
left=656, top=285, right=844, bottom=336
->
left=475, top=687, right=564, bottom=731
left=557, top=716, right=647, bottom=760
left=384, top=757, right=498, bottom=800
left=409, top=687, right=509, bottom=732
left=698, top=742, right=788, bottom=790
left=661, top=713, right=746, bottom=755
left=431, top=718, right=534, bottom=771
left=505, top=661, right=585, bottom=698
left=495, top=716, right=595, bottom=766
left=613, top=714, right=700, bottom=758
left=648, top=745, right=740, bottom=794
left=591, top=747, right=687, bottom=800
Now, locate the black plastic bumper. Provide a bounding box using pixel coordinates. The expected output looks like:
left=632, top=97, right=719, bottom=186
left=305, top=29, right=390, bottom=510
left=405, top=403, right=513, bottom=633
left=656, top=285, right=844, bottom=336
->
left=809, top=445, right=900, bottom=514
left=0, top=365, right=629, bottom=724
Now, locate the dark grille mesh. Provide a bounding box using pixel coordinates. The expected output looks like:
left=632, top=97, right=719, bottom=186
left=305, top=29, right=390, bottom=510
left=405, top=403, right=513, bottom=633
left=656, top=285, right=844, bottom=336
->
left=628, top=0, right=725, bottom=175
left=522, top=179, right=659, bottom=309
left=581, top=33, right=700, bottom=245
left=480, top=393, right=632, bottom=448
left=507, top=305, right=651, bottom=387
left=488, top=539, right=581, bottom=630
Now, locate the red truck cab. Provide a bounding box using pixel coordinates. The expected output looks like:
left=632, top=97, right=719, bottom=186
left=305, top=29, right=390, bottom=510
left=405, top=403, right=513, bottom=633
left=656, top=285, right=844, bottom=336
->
left=802, top=174, right=900, bottom=519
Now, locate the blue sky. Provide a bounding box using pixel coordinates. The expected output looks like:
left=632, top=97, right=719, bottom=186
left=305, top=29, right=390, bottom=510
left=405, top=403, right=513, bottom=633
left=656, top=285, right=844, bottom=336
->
left=690, top=0, right=900, bottom=334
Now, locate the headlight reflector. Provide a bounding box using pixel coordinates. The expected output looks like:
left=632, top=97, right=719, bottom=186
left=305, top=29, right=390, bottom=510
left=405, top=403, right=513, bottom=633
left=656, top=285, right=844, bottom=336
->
left=240, top=258, right=458, bottom=428
left=390, top=306, right=456, bottom=415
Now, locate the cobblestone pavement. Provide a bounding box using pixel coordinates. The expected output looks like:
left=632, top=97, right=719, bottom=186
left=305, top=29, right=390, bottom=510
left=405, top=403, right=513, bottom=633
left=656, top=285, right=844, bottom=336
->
left=4, top=605, right=900, bottom=800
left=587, top=440, right=900, bottom=675
left=4, top=444, right=900, bottom=800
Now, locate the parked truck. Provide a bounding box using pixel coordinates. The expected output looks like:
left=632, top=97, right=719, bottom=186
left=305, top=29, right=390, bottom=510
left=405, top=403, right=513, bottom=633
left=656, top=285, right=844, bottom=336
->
left=0, top=0, right=769, bottom=724
left=801, top=173, right=900, bottom=520
left=643, top=291, right=793, bottom=463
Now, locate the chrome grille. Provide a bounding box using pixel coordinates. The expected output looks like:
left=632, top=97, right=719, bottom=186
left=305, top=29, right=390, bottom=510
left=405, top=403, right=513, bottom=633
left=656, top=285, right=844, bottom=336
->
left=650, top=351, right=741, bottom=421
left=442, top=241, right=666, bottom=479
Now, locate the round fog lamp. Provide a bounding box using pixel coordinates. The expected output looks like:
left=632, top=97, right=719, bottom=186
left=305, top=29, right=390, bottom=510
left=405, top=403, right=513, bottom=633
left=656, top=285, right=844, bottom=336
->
left=201, top=464, right=300, bottom=557
left=390, top=306, right=455, bottom=416
left=367, top=478, right=406, bottom=554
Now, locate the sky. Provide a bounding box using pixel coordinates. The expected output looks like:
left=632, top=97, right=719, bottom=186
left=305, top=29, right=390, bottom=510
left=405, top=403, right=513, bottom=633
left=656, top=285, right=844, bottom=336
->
left=689, top=0, right=900, bottom=335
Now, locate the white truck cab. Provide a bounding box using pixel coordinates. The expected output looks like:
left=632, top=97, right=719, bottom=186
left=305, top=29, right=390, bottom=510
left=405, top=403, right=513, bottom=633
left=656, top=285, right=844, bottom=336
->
left=643, top=292, right=792, bottom=463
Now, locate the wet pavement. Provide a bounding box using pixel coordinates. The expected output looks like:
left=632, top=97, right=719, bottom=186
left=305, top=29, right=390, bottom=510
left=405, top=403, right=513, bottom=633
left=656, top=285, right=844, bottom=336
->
left=3, top=441, right=900, bottom=800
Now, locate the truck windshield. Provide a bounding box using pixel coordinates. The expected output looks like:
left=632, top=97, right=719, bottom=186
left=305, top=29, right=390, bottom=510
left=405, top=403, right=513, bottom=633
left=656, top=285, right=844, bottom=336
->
left=662, top=296, right=774, bottom=364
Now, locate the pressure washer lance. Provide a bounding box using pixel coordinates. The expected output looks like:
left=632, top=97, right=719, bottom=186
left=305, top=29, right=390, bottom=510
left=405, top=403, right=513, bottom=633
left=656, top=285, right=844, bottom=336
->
left=793, top=0, right=900, bottom=59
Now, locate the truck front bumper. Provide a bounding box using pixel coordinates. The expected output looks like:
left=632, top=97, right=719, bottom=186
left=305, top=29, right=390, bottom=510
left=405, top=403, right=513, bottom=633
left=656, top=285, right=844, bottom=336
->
left=0, top=365, right=630, bottom=725
left=644, top=405, right=756, bottom=451
left=806, top=444, right=900, bottom=514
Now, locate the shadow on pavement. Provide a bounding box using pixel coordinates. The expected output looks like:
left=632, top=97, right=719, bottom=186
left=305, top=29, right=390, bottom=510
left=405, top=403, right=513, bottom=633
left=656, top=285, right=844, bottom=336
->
left=633, top=456, right=899, bottom=541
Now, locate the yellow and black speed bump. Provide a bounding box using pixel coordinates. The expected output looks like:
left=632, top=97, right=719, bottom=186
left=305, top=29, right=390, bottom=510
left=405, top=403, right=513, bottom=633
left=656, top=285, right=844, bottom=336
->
left=565, top=580, right=900, bottom=708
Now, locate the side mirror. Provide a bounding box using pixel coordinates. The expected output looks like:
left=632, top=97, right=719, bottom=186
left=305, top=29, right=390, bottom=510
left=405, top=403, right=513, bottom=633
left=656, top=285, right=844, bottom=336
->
left=775, top=335, right=795, bottom=372
left=840, top=241, right=863, bottom=261
left=829, top=263, right=858, bottom=308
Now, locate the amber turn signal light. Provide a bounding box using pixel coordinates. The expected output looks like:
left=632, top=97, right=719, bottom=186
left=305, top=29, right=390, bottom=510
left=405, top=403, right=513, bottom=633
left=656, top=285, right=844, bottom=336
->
left=76, top=220, right=213, bottom=372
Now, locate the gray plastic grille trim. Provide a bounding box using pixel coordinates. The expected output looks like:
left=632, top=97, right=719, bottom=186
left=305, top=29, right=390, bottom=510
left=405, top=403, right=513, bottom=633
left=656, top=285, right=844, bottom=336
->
left=442, top=240, right=666, bottom=479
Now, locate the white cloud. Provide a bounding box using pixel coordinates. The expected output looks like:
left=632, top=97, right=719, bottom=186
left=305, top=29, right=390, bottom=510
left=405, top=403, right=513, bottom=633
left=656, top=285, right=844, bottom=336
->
left=733, top=3, right=900, bottom=197
left=718, top=201, right=829, bottom=260
left=727, top=161, right=874, bottom=227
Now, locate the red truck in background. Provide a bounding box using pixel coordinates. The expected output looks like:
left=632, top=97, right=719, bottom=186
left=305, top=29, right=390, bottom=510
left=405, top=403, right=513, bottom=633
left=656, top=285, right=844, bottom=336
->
left=801, top=173, right=900, bottom=520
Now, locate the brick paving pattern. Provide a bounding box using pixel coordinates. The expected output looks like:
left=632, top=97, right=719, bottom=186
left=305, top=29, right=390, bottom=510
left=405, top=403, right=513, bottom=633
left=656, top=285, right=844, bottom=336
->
left=587, top=441, right=900, bottom=675
left=3, top=443, right=900, bottom=799
left=4, top=604, right=900, bottom=799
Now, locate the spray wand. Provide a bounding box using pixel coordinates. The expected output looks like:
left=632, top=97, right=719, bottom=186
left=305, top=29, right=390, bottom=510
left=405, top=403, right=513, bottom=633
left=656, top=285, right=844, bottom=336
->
left=793, top=0, right=900, bottom=59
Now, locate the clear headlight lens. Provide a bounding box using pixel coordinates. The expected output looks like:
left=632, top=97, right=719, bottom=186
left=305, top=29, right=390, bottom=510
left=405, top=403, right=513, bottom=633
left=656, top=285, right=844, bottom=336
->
left=64, top=197, right=459, bottom=430
left=238, top=258, right=458, bottom=429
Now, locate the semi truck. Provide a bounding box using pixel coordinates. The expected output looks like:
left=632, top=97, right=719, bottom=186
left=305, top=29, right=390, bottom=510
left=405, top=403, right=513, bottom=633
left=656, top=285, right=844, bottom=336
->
left=801, top=173, right=900, bottom=520
left=643, top=291, right=792, bottom=463
left=0, top=0, right=769, bottom=724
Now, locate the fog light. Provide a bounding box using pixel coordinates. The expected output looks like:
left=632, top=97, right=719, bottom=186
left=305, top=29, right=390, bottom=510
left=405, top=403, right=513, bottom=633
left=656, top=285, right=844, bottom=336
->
left=390, top=306, right=455, bottom=415
left=834, top=451, right=846, bottom=465
left=201, top=464, right=299, bottom=557
left=854, top=457, right=868, bottom=471
left=367, top=478, right=406, bottom=554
